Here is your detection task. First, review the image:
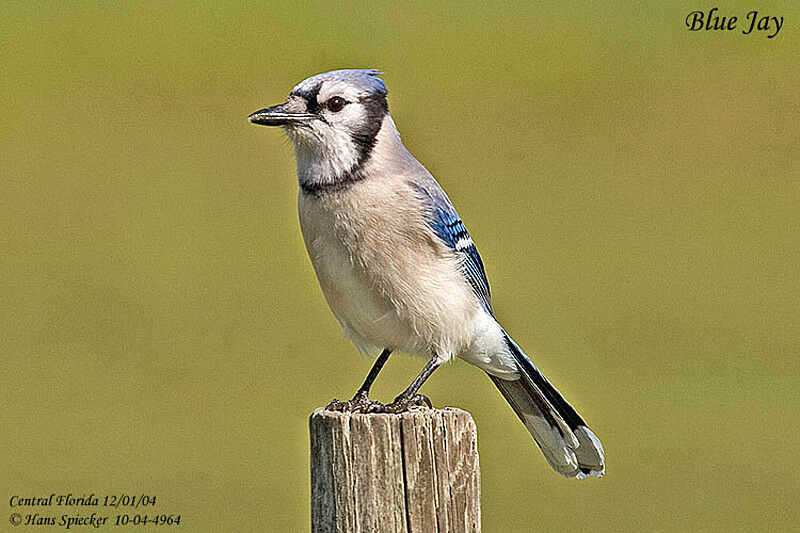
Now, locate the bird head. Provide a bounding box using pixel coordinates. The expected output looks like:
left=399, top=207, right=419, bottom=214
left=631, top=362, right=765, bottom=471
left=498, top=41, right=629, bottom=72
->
left=249, top=69, right=390, bottom=187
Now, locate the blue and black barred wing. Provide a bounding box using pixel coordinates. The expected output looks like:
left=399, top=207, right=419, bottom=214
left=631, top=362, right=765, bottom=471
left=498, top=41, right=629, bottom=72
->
left=410, top=182, right=493, bottom=315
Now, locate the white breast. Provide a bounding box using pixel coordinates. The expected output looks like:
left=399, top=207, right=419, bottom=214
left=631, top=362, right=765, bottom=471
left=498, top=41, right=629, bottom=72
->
left=297, top=178, right=489, bottom=362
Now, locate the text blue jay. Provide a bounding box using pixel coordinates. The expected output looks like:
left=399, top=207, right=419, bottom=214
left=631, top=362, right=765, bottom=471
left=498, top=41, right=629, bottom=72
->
left=249, top=69, right=604, bottom=478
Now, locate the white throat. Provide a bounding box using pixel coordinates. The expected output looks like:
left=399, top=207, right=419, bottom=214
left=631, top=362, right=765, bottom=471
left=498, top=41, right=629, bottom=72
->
left=292, top=127, right=361, bottom=187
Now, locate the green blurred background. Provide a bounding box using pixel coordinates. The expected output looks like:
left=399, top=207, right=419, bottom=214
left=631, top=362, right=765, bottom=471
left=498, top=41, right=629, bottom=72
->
left=2, top=1, right=798, bottom=531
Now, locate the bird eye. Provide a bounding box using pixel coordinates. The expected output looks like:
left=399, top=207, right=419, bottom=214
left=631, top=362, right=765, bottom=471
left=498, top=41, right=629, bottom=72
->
left=326, top=96, right=347, bottom=112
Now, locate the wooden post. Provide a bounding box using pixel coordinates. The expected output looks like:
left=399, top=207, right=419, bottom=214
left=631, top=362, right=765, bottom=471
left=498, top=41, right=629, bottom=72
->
left=310, top=407, right=481, bottom=533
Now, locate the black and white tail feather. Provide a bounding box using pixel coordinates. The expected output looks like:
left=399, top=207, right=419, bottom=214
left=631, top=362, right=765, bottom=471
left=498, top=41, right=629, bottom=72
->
left=489, top=332, right=605, bottom=479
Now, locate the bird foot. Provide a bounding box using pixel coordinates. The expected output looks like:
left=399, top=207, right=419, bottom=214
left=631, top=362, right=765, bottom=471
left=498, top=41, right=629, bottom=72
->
left=381, top=393, right=432, bottom=413
left=325, top=391, right=432, bottom=414
left=325, top=391, right=387, bottom=413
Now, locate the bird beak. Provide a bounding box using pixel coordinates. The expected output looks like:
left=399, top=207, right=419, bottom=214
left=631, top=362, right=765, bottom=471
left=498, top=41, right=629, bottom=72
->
left=248, top=103, right=317, bottom=126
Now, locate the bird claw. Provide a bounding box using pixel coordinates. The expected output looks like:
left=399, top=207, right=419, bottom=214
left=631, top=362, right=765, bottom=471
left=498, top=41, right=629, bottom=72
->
left=324, top=398, right=351, bottom=412
left=382, top=393, right=432, bottom=413
left=325, top=391, right=388, bottom=413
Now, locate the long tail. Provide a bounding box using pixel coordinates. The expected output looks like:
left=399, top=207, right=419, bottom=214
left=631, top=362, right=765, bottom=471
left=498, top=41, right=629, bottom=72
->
left=488, top=331, right=605, bottom=479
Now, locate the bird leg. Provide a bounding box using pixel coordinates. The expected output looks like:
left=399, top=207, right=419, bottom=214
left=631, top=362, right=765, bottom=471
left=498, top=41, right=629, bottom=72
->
left=326, top=349, right=392, bottom=413
left=382, top=356, right=442, bottom=413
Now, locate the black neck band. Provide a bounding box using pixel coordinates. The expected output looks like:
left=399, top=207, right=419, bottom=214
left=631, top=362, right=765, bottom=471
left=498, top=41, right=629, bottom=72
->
left=299, top=169, right=368, bottom=197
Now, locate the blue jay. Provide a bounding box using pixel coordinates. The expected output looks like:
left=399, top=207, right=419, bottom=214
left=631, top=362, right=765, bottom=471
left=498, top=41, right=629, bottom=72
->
left=249, top=69, right=604, bottom=478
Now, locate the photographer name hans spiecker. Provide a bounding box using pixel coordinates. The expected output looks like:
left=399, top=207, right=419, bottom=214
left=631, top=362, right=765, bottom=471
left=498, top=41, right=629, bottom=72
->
left=686, top=8, right=784, bottom=38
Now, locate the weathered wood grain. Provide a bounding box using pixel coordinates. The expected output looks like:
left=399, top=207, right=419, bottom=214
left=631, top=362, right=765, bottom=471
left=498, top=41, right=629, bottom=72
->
left=310, top=407, right=480, bottom=533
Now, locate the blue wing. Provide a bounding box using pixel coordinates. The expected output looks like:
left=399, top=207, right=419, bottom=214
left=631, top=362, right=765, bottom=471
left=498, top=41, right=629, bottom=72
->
left=410, top=182, right=493, bottom=315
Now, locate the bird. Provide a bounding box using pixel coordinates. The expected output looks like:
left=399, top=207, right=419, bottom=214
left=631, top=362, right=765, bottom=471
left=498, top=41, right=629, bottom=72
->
left=248, top=69, right=604, bottom=479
